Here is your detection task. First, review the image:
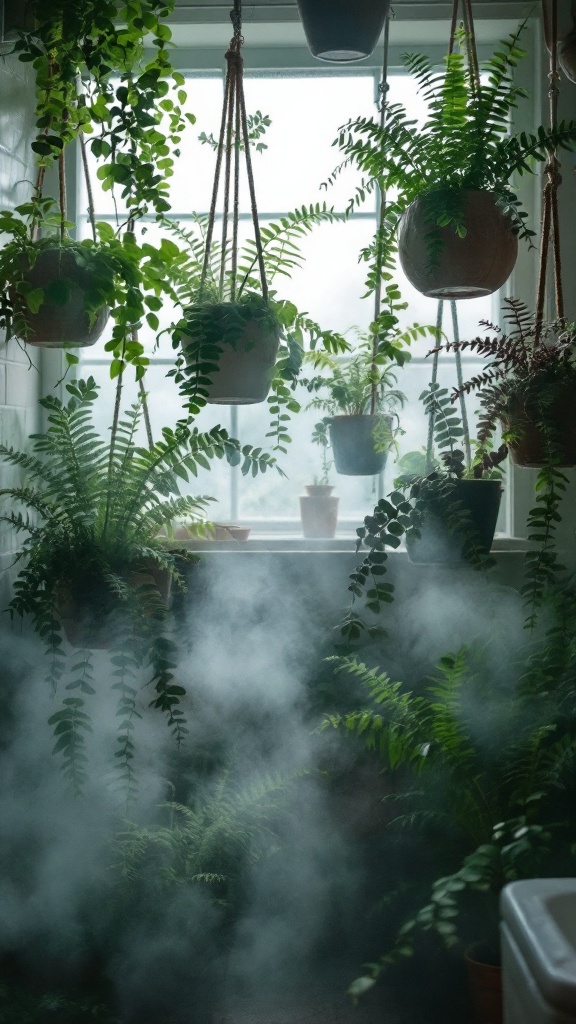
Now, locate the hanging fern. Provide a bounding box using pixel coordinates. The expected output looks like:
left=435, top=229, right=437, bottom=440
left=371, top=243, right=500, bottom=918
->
left=0, top=378, right=280, bottom=795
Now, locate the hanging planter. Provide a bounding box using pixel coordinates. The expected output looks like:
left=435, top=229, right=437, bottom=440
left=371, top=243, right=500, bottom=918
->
left=407, top=477, right=503, bottom=565
left=398, top=190, right=518, bottom=300
left=11, top=245, right=109, bottom=347
left=179, top=2, right=280, bottom=406
left=329, top=414, right=390, bottom=476
left=296, top=0, right=391, bottom=62
left=299, top=484, right=339, bottom=539
left=182, top=298, right=280, bottom=405
left=56, top=562, right=173, bottom=650
left=502, top=378, right=576, bottom=468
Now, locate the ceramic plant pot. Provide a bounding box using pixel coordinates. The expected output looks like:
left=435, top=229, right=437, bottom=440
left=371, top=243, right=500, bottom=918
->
left=183, top=303, right=280, bottom=405
left=503, top=384, right=576, bottom=468
left=407, top=478, right=503, bottom=565
left=465, top=947, right=503, bottom=1024
left=56, top=562, right=172, bottom=649
left=296, top=0, right=391, bottom=62
left=299, top=484, right=339, bottom=539
left=15, top=248, right=109, bottom=347
left=328, top=415, right=390, bottom=476
left=398, top=190, right=518, bottom=299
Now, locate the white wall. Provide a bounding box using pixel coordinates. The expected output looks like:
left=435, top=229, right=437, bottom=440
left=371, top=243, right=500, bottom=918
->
left=0, top=51, right=41, bottom=607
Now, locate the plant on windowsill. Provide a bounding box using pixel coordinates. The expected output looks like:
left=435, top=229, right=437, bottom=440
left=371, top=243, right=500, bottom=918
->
left=0, top=377, right=277, bottom=796
left=300, top=421, right=339, bottom=540
left=328, top=23, right=576, bottom=298
left=338, top=382, right=507, bottom=642
left=301, top=284, right=432, bottom=477
left=324, top=603, right=576, bottom=1018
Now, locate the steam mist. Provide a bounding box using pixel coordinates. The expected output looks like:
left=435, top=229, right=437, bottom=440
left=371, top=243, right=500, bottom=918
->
left=0, top=550, right=532, bottom=1021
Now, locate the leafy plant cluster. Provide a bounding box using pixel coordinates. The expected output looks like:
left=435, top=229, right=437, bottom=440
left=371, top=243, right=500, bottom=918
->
left=324, top=613, right=576, bottom=993
left=326, top=24, right=576, bottom=248
left=0, top=378, right=278, bottom=796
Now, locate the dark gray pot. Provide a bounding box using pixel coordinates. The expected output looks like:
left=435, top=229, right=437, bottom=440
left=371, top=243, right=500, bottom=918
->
left=328, top=415, right=388, bottom=476
left=296, top=0, right=391, bottom=62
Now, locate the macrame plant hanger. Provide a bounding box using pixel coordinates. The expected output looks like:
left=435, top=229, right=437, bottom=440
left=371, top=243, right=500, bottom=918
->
left=425, top=0, right=478, bottom=474
left=200, top=0, right=268, bottom=307
left=537, top=0, right=564, bottom=338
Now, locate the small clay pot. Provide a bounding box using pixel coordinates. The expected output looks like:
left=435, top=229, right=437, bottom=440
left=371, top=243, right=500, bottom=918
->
left=329, top=415, right=389, bottom=476
left=398, top=190, right=518, bottom=299
left=300, top=485, right=339, bottom=539
left=15, top=248, right=109, bottom=348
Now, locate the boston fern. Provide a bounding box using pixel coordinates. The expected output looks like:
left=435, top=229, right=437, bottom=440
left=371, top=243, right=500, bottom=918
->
left=0, top=378, right=277, bottom=796
left=328, top=23, right=576, bottom=242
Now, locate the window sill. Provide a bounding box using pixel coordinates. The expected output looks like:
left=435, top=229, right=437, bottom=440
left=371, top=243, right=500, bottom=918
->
left=168, top=535, right=529, bottom=554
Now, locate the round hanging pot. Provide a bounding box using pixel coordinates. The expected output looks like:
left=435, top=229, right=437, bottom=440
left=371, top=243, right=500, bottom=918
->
left=329, top=415, right=389, bottom=476
left=183, top=303, right=280, bottom=405
left=398, top=190, right=518, bottom=299
left=56, top=562, right=172, bottom=650
left=296, top=0, right=391, bottom=62
left=299, top=485, right=339, bottom=538
left=15, top=248, right=109, bottom=348
left=502, top=382, right=576, bottom=468
left=559, top=15, right=576, bottom=83
left=465, top=946, right=503, bottom=1024
left=407, top=478, right=503, bottom=565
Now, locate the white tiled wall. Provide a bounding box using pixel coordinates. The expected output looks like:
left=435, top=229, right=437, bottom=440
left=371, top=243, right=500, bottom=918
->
left=0, top=52, right=41, bottom=606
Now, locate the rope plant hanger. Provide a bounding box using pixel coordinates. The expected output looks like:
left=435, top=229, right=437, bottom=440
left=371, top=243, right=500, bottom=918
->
left=185, top=0, right=281, bottom=406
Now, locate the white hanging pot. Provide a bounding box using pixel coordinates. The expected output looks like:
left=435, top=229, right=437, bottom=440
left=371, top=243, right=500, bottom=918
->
left=398, top=190, right=518, bottom=300
left=14, top=247, right=109, bottom=348
left=296, top=0, right=391, bottom=62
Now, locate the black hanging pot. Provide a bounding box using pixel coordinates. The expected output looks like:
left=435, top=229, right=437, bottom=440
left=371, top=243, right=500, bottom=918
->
left=329, top=415, right=389, bottom=476
left=14, top=248, right=109, bottom=348
left=407, top=478, right=503, bottom=565
left=296, top=0, right=391, bottom=62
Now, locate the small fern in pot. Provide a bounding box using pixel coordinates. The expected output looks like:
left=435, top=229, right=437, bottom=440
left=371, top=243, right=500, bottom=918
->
left=0, top=377, right=277, bottom=794
left=329, top=24, right=576, bottom=298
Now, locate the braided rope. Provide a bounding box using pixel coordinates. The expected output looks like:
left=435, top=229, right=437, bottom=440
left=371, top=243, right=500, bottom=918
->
left=451, top=300, right=472, bottom=471
left=536, top=0, right=564, bottom=342
left=370, top=11, right=391, bottom=416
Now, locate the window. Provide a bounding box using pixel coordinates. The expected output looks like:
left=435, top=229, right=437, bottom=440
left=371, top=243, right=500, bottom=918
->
left=77, top=25, right=532, bottom=540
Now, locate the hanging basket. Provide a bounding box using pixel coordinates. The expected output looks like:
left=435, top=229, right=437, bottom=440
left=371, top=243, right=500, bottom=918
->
left=329, top=415, right=390, bottom=476
left=296, top=0, right=391, bottom=62
left=502, top=382, right=576, bottom=468
left=56, top=562, right=172, bottom=650
left=398, top=190, right=518, bottom=299
left=299, top=485, right=339, bottom=538
left=14, top=247, right=109, bottom=348
left=183, top=301, right=280, bottom=405
left=407, top=478, right=503, bottom=565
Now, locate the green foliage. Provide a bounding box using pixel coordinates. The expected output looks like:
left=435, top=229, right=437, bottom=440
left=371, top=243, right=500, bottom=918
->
left=114, top=769, right=294, bottom=918
left=327, top=25, right=576, bottom=243
left=325, top=630, right=576, bottom=988
left=0, top=978, right=120, bottom=1024
left=0, top=378, right=278, bottom=793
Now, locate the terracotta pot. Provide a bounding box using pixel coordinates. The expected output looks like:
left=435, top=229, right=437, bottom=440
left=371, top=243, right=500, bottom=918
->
left=299, top=485, right=339, bottom=538
left=407, top=479, right=503, bottom=565
left=465, top=947, right=502, bottom=1024
left=56, top=562, right=172, bottom=650
left=559, top=17, right=576, bottom=84
left=504, top=384, right=576, bottom=468
left=183, top=304, right=280, bottom=405
left=296, top=0, right=391, bottom=62
left=15, top=248, right=109, bottom=348
left=398, top=190, right=518, bottom=299
left=328, top=415, right=390, bottom=476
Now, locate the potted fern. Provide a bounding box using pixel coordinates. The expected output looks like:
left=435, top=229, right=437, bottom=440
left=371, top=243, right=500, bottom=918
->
left=325, top=609, right=576, bottom=1022
left=0, top=377, right=276, bottom=792
left=301, top=287, right=431, bottom=476
left=331, top=24, right=576, bottom=298
left=440, top=299, right=576, bottom=469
